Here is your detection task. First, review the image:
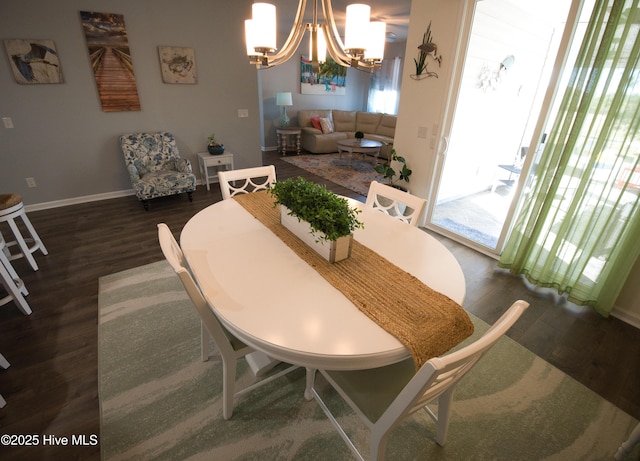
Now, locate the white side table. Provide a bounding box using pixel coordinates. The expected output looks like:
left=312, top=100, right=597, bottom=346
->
left=197, top=152, right=234, bottom=191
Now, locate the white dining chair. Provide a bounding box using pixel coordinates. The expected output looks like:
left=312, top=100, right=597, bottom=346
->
left=218, top=165, right=276, bottom=200
left=0, top=234, right=31, bottom=315
left=311, top=300, right=529, bottom=461
left=365, top=180, right=426, bottom=226
left=157, top=223, right=299, bottom=419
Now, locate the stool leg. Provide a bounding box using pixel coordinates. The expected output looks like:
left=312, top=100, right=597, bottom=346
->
left=20, top=213, right=48, bottom=256
left=0, top=353, right=8, bottom=408
left=0, top=250, right=28, bottom=296
left=0, top=260, right=31, bottom=315
left=6, top=218, right=39, bottom=270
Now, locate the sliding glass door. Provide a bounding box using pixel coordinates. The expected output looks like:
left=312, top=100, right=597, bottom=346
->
left=427, top=0, right=573, bottom=255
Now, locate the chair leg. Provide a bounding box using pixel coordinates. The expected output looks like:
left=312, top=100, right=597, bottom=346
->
left=187, top=192, right=193, bottom=202
left=222, top=357, right=237, bottom=420
left=435, top=386, right=456, bottom=446
left=200, top=322, right=211, bottom=362
left=142, top=200, right=149, bottom=211
left=615, top=422, right=640, bottom=461
left=370, top=428, right=391, bottom=461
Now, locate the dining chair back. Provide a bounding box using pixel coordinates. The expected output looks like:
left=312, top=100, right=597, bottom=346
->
left=157, top=223, right=298, bottom=419
left=218, top=165, right=276, bottom=200
left=365, top=181, right=426, bottom=226
left=311, top=299, right=529, bottom=461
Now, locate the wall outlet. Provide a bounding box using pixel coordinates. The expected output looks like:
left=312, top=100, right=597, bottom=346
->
left=26, top=177, right=36, bottom=188
left=417, top=126, right=428, bottom=139
left=2, top=117, right=14, bottom=129
left=237, top=109, right=249, bottom=118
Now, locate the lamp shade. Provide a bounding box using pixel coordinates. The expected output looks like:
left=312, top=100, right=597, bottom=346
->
left=364, top=21, right=386, bottom=61
left=276, top=92, right=293, bottom=106
left=245, top=19, right=257, bottom=56
left=344, top=4, right=371, bottom=51
left=251, top=3, right=277, bottom=51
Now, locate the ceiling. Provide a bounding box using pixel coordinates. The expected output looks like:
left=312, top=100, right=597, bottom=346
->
left=267, top=0, right=412, bottom=43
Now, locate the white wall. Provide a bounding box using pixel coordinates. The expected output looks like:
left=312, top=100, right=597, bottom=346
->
left=0, top=0, right=261, bottom=208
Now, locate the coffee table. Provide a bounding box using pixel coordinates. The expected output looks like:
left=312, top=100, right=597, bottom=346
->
left=337, top=138, right=383, bottom=163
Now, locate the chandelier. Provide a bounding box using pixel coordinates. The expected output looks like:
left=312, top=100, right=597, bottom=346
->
left=245, top=1, right=386, bottom=72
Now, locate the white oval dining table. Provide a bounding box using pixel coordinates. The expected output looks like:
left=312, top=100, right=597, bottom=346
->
left=180, top=196, right=466, bottom=373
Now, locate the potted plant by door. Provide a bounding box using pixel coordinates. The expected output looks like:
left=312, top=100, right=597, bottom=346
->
left=207, top=133, right=225, bottom=155
left=374, top=146, right=412, bottom=192
left=269, top=177, right=363, bottom=262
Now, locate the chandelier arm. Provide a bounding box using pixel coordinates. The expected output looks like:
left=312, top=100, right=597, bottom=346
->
left=321, top=0, right=350, bottom=65
left=266, top=0, right=308, bottom=65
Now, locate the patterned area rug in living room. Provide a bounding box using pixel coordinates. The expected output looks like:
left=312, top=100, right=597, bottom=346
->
left=281, top=153, right=385, bottom=196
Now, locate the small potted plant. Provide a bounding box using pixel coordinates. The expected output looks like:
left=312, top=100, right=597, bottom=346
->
left=269, top=177, right=363, bottom=262
left=355, top=131, right=364, bottom=142
left=207, top=133, right=225, bottom=155
left=374, top=146, right=412, bottom=191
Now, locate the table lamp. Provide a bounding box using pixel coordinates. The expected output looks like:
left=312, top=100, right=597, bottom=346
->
left=276, top=92, right=293, bottom=127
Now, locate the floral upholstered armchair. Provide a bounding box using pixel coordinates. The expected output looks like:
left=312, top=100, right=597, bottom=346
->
left=120, top=132, right=196, bottom=210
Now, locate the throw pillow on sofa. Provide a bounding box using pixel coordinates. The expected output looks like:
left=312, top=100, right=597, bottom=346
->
left=319, top=117, right=334, bottom=134
left=311, top=117, right=322, bottom=130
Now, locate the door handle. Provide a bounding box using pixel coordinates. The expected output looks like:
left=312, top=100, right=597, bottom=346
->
left=439, top=136, right=449, bottom=157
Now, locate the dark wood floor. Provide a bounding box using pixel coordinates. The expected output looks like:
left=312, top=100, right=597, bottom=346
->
left=0, top=150, right=638, bottom=460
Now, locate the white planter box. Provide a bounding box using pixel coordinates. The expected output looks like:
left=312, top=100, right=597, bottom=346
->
left=280, top=206, right=352, bottom=263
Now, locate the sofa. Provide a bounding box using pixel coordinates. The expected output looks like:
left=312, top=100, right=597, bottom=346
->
left=298, top=110, right=396, bottom=159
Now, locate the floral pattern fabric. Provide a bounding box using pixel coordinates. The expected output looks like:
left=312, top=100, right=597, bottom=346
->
left=120, top=132, right=196, bottom=202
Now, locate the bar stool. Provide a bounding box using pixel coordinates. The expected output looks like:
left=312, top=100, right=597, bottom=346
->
left=0, top=353, right=9, bottom=408
left=0, top=234, right=31, bottom=315
left=0, top=193, right=48, bottom=271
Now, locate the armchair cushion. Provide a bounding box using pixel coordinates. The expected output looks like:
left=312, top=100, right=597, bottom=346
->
left=120, top=132, right=196, bottom=206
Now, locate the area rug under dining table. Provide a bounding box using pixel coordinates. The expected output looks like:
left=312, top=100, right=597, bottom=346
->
left=98, top=261, right=639, bottom=460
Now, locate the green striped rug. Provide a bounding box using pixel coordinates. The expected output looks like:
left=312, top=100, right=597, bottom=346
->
left=98, top=260, right=639, bottom=460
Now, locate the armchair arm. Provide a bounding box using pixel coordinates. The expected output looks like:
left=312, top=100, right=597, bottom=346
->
left=175, top=158, right=193, bottom=174
left=127, top=164, right=140, bottom=182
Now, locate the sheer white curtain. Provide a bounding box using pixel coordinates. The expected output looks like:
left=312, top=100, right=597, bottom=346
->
left=367, top=56, right=402, bottom=114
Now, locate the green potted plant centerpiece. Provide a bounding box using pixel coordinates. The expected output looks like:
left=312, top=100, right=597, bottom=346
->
left=269, top=177, right=363, bottom=262
left=207, top=133, right=225, bottom=155
left=374, top=146, right=412, bottom=192
left=355, top=131, right=364, bottom=142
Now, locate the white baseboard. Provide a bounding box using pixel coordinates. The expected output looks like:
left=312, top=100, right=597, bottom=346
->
left=23, top=180, right=215, bottom=212
left=25, top=189, right=136, bottom=212
left=611, top=307, right=640, bottom=329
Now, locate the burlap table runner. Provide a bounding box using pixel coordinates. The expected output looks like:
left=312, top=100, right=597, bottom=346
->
left=234, top=191, right=473, bottom=369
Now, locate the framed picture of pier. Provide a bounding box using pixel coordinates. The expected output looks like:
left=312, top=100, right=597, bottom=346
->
left=80, top=11, right=141, bottom=112
left=4, top=39, right=64, bottom=84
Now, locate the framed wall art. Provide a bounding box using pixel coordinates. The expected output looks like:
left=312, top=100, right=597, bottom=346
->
left=4, top=39, right=64, bottom=84
left=80, top=11, right=141, bottom=112
left=158, top=46, right=197, bottom=84
left=300, top=56, right=346, bottom=96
